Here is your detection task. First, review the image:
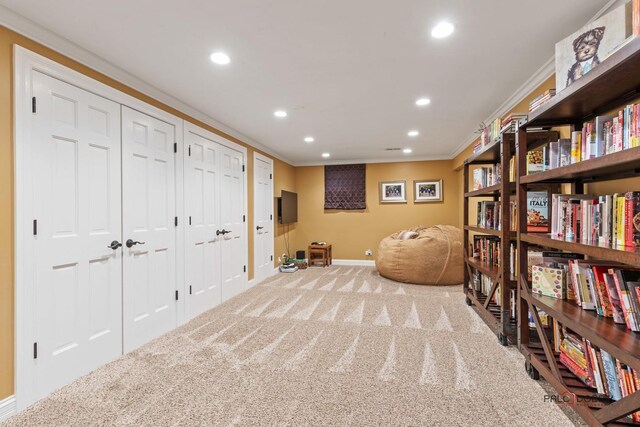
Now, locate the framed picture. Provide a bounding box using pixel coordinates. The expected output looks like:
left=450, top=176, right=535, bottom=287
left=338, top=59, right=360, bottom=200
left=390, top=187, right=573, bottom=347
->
left=414, top=179, right=443, bottom=203
left=379, top=181, right=406, bottom=203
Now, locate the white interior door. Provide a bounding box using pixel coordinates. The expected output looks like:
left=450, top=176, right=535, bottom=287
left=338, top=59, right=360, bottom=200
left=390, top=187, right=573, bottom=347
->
left=122, top=106, right=177, bottom=352
left=30, top=71, right=122, bottom=401
left=253, top=154, right=274, bottom=284
left=185, top=128, right=222, bottom=318
left=220, top=146, right=246, bottom=301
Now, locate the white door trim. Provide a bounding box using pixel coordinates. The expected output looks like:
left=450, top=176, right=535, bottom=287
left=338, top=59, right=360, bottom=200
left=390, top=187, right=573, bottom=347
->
left=252, top=152, right=275, bottom=286
left=183, top=121, right=248, bottom=293
left=13, top=46, right=185, bottom=411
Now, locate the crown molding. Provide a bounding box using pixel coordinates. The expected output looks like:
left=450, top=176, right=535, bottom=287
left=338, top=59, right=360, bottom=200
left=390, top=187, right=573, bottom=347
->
left=0, top=6, right=294, bottom=166
left=294, top=154, right=452, bottom=167
left=450, top=0, right=621, bottom=159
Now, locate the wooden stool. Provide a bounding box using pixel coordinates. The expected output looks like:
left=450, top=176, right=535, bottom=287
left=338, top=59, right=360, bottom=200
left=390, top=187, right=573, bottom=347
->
left=308, top=244, right=332, bottom=267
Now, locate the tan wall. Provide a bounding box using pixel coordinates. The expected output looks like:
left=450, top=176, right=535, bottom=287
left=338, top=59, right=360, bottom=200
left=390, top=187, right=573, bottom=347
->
left=273, top=159, right=297, bottom=263
left=0, top=25, right=295, bottom=399
left=294, top=160, right=461, bottom=261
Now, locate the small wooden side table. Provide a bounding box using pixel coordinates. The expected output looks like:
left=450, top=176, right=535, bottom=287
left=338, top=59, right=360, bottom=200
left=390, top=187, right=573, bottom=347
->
left=308, top=244, right=332, bottom=267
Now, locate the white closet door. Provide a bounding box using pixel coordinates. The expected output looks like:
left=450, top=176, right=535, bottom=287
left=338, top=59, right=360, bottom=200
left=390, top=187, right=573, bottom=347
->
left=121, top=106, right=177, bottom=352
left=31, top=71, right=122, bottom=400
left=254, top=155, right=273, bottom=284
left=220, top=146, right=246, bottom=301
left=185, top=128, right=222, bottom=318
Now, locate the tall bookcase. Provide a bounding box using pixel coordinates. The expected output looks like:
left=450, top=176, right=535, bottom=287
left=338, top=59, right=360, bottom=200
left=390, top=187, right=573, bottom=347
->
left=463, top=133, right=515, bottom=345
left=516, top=37, right=640, bottom=426
left=464, top=131, right=556, bottom=345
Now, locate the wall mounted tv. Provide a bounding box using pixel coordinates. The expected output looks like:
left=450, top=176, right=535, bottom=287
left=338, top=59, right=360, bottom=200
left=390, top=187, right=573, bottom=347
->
left=278, top=190, right=298, bottom=224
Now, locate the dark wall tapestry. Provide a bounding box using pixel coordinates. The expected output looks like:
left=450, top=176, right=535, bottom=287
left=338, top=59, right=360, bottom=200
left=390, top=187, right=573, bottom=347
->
left=324, top=164, right=366, bottom=210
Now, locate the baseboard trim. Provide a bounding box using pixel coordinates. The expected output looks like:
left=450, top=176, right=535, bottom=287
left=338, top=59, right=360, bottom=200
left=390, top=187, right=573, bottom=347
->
left=0, top=395, right=16, bottom=422
left=333, top=259, right=375, bottom=266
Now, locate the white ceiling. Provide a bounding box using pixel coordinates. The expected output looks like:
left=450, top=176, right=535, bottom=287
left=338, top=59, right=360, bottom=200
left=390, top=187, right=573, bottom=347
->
left=1, top=0, right=608, bottom=165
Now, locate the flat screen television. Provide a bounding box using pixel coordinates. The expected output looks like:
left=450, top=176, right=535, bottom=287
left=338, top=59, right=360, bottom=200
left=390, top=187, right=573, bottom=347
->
left=278, top=190, right=298, bottom=224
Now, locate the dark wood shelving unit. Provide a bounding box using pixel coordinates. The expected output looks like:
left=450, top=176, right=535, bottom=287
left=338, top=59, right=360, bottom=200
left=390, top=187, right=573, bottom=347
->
left=516, top=40, right=640, bottom=425
left=463, top=131, right=556, bottom=345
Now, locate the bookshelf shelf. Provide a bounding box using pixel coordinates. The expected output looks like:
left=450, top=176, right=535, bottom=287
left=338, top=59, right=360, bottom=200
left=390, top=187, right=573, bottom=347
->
left=465, top=257, right=499, bottom=280
left=465, top=182, right=516, bottom=197
left=520, top=233, right=640, bottom=266
left=515, top=34, right=640, bottom=425
left=464, top=225, right=516, bottom=239
left=520, top=146, right=640, bottom=185
left=525, top=290, right=640, bottom=372
left=523, top=37, right=640, bottom=128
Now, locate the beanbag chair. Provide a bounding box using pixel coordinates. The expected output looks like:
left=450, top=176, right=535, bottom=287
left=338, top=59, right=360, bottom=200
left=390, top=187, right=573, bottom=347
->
left=375, top=225, right=463, bottom=285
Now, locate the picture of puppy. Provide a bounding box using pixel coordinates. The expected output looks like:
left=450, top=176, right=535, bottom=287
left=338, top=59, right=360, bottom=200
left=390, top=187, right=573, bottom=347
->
left=566, top=27, right=605, bottom=86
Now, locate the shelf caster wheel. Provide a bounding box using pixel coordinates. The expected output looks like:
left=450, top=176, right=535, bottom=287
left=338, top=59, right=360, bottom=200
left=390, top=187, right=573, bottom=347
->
left=465, top=297, right=472, bottom=306
left=498, top=333, right=509, bottom=346
left=525, top=360, right=539, bottom=380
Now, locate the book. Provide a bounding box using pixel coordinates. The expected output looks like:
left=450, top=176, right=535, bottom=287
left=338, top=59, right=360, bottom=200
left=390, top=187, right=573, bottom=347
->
left=527, top=191, right=548, bottom=232
left=532, top=265, right=565, bottom=299
left=600, top=349, right=623, bottom=401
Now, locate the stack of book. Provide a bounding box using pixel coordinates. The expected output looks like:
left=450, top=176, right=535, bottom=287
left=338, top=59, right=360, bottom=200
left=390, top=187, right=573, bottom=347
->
left=480, top=117, right=502, bottom=147
left=500, top=113, right=527, bottom=134
left=477, top=201, right=500, bottom=230
left=472, top=235, right=501, bottom=266
left=560, top=332, right=596, bottom=388
left=528, top=89, right=556, bottom=112
left=476, top=200, right=517, bottom=231
left=547, top=139, right=572, bottom=169
left=557, top=330, right=640, bottom=421
left=472, top=139, right=482, bottom=154
left=567, top=261, right=640, bottom=333
left=472, top=164, right=500, bottom=190
left=550, top=192, right=640, bottom=247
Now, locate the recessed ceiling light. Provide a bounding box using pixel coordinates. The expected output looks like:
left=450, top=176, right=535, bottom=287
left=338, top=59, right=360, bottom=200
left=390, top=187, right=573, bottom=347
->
left=408, top=130, right=419, bottom=137
left=322, top=152, right=330, bottom=158
left=304, top=136, right=315, bottom=143
left=403, top=148, right=413, bottom=154
left=431, top=22, right=455, bottom=39
left=274, top=110, right=288, bottom=118
left=416, top=98, right=431, bottom=106
left=209, top=51, right=231, bottom=65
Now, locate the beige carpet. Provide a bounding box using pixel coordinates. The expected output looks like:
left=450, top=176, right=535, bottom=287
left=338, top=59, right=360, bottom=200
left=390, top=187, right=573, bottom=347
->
left=3, top=266, right=574, bottom=426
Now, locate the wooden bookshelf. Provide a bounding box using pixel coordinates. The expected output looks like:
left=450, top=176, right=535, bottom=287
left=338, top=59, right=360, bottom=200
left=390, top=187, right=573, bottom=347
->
left=516, top=38, right=640, bottom=424
left=464, top=133, right=519, bottom=345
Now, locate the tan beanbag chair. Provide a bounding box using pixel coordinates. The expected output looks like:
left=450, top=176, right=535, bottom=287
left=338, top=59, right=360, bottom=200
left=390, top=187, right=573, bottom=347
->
left=375, top=225, right=463, bottom=285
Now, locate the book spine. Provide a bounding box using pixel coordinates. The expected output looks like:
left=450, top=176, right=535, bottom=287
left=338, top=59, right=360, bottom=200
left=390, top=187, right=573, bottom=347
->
left=571, top=131, right=581, bottom=164
left=626, top=192, right=634, bottom=247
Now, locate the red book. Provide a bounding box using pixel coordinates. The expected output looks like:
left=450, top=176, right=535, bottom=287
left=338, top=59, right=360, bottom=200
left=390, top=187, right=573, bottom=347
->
left=592, top=266, right=614, bottom=317
left=560, top=351, right=595, bottom=388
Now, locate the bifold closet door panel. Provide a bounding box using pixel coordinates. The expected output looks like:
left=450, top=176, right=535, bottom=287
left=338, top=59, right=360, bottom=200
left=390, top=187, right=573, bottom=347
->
left=184, top=128, right=222, bottom=318
left=121, top=106, right=177, bottom=352
left=254, top=156, right=273, bottom=284
left=220, top=146, right=245, bottom=301
left=31, top=71, right=123, bottom=400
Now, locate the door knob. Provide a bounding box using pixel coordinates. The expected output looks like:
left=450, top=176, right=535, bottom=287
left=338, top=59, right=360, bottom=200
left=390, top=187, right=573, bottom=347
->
left=216, top=229, right=231, bottom=236
left=256, top=226, right=264, bottom=231
left=126, top=239, right=145, bottom=248
left=107, top=240, right=122, bottom=250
